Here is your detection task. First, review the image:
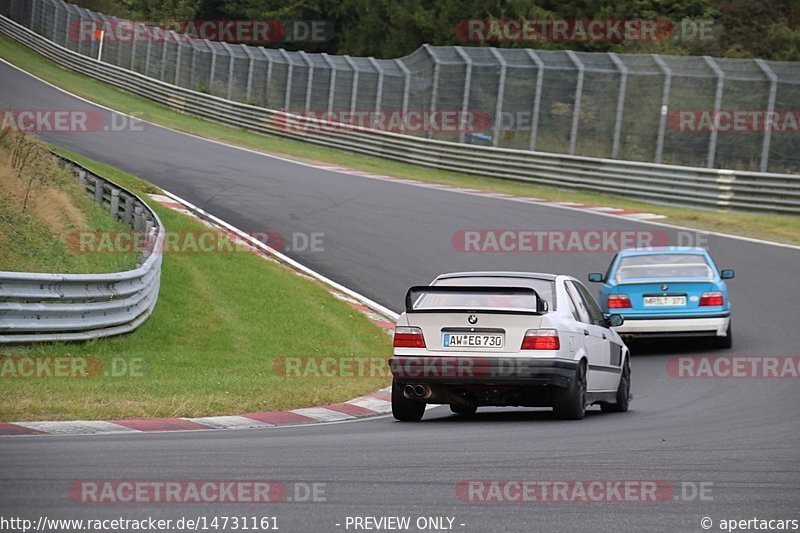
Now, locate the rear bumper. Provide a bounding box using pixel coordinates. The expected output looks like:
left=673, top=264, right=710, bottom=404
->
left=389, top=355, right=578, bottom=388
left=615, top=314, right=730, bottom=337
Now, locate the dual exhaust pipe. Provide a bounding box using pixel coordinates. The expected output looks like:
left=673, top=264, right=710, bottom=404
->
left=403, top=384, right=431, bottom=399
left=402, top=383, right=475, bottom=410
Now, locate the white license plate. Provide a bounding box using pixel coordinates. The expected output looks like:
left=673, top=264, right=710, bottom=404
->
left=443, top=333, right=504, bottom=348
left=644, top=296, right=687, bottom=307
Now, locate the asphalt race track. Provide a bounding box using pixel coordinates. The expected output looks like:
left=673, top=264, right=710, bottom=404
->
left=1, top=61, right=799, bottom=532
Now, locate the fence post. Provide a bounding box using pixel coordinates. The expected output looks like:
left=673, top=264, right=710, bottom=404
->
left=321, top=53, right=336, bottom=114
left=116, top=19, right=125, bottom=67
left=220, top=41, right=236, bottom=100
left=566, top=51, right=584, bottom=155
left=242, top=44, right=255, bottom=103
left=525, top=49, right=544, bottom=152
left=63, top=10, right=70, bottom=47
left=279, top=49, right=293, bottom=111
left=488, top=47, right=507, bottom=148
left=51, top=0, right=59, bottom=43
left=755, top=59, right=777, bottom=173
left=189, top=42, right=198, bottom=90
left=652, top=54, right=672, bottom=164
left=258, top=46, right=272, bottom=107
left=396, top=59, right=411, bottom=134
left=300, top=51, right=314, bottom=114
left=129, top=26, right=137, bottom=70
left=174, top=40, right=182, bottom=86
left=124, top=196, right=133, bottom=225
left=344, top=55, right=359, bottom=115
left=133, top=205, right=143, bottom=231
left=608, top=52, right=628, bottom=159
left=453, top=46, right=473, bottom=144
left=208, top=42, right=219, bottom=95
left=262, top=48, right=274, bottom=107
left=159, top=28, right=168, bottom=80
left=29, top=0, right=35, bottom=30
left=704, top=56, right=724, bottom=168
left=110, top=188, right=120, bottom=216
left=368, top=57, right=384, bottom=116
left=144, top=26, right=152, bottom=75
left=94, top=178, right=104, bottom=204
left=424, top=44, right=441, bottom=139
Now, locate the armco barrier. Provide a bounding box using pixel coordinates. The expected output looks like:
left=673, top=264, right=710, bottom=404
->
left=0, top=153, right=163, bottom=343
left=1, top=15, right=799, bottom=214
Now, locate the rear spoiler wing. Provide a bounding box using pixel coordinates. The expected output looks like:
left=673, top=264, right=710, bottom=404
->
left=404, top=285, right=548, bottom=314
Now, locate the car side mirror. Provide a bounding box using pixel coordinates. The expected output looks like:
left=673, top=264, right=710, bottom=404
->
left=537, top=299, right=549, bottom=313
left=720, top=269, right=735, bottom=280
left=606, top=314, right=624, bottom=327
left=588, top=273, right=604, bottom=283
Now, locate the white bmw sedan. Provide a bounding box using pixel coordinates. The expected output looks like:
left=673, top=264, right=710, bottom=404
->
left=390, top=272, right=631, bottom=421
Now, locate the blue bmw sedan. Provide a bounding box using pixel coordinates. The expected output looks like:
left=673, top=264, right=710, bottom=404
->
left=588, top=247, right=735, bottom=349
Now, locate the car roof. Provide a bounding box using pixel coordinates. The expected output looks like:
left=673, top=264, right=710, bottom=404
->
left=434, top=271, right=558, bottom=282
left=617, top=246, right=709, bottom=257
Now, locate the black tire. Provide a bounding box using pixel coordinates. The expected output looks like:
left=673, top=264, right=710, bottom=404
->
left=450, top=404, right=477, bottom=416
left=391, top=379, right=425, bottom=422
left=601, top=359, right=630, bottom=413
left=714, top=322, right=733, bottom=349
left=553, top=361, right=587, bottom=420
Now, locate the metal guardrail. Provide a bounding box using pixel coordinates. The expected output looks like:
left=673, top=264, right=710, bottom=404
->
left=0, top=152, right=163, bottom=343
left=2, top=14, right=799, bottom=214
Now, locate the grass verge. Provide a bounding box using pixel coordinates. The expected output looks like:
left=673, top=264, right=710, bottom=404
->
left=0, top=131, right=139, bottom=273
left=1, top=148, right=392, bottom=421
left=1, top=34, right=798, bottom=245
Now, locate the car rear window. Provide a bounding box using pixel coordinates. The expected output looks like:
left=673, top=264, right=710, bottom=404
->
left=615, top=254, right=712, bottom=281
left=434, top=277, right=555, bottom=309
left=408, top=287, right=539, bottom=312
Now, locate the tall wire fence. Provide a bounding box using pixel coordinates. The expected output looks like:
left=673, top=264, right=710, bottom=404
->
left=3, top=0, right=800, bottom=173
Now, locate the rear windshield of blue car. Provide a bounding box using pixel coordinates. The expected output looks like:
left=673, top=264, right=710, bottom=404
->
left=615, top=254, right=713, bottom=281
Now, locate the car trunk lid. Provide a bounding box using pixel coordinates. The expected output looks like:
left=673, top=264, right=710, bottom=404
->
left=402, top=285, right=546, bottom=355
left=612, top=277, right=715, bottom=313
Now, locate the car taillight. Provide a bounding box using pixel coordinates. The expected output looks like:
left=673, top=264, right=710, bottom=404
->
left=608, top=294, right=632, bottom=309
left=393, top=326, right=426, bottom=348
left=521, top=329, right=560, bottom=350
left=699, top=291, right=724, bottom=306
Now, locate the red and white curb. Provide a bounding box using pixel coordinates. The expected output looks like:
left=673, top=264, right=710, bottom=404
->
left=312, top=165, right=667, bottom=221
left=0, top=388, right=393, bottom=437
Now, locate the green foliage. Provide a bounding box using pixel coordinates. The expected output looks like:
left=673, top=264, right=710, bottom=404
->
left=70, top=0, right=799, bottom=60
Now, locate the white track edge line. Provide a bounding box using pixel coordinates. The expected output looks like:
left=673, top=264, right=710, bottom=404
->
left=159, top=189, right=399, bottom=320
